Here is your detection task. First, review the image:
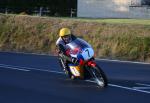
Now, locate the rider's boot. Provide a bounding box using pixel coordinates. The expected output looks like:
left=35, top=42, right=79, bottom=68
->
left=59, top=54, right=75, bottom=80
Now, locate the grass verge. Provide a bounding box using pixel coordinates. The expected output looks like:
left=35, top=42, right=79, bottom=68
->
left=0, top=14, right=150, bottom=62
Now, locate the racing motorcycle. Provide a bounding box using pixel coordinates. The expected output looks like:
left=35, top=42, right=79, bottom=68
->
left=58, top=38, right=108, bottom=88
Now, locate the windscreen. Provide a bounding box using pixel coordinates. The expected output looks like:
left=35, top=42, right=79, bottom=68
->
left=66, top=38, right=91, bottom=52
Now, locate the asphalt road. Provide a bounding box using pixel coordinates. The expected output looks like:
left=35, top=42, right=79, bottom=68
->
left=0, top=52, right=150, bottom=103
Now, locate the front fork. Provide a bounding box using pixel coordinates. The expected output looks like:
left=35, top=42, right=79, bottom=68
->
left=85, top=66, right=95, bottom=79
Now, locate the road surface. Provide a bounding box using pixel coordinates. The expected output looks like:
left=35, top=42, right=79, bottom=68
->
left=0, top=52, right=150, bottom=103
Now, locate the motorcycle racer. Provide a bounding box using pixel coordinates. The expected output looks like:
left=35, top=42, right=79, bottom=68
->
left=56, top=28, right=78, bottom=79
left=56, top=28, right=108, bottom=87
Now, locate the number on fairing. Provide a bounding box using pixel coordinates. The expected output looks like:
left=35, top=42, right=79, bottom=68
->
left=85, top=49, right=90, bottom=57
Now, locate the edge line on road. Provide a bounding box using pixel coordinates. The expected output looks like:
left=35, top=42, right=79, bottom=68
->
left=0, top=64, right=30, bottom=72
left=0, top=63, right=64, bottom=74
left=109, top=84, right=150, bottom=94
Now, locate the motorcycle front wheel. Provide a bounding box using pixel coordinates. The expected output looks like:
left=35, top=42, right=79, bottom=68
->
left=89, top=65, right=108, bottom=88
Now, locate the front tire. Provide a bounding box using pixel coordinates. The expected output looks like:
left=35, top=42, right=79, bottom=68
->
left=90, top=65, right=108, bottom=87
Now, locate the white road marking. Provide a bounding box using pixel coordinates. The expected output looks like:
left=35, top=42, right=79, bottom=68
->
left=0, top=64, right=30, bottom=72
left=96, top=58, right=150, bottom=65
left=86, top=80, right=150, bottom=94
left=136, top=83, right=150, bottom=87
left=0, top=63, right=150, bottom=94
left=36, top=69, right=64, bottom=74
left=133, top=83, right=150, bottom=90
left=85, top=80, right=96, bottom=83
left=133, top=87, right=150, bottom=89
left=109, top=84, right=150, bottom=94
left=0, top=63, right=64, bottom=74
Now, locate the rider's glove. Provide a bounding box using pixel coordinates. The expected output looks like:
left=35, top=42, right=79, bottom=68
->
left=65, top=49, right=70, bottom=56
left=71, top=57, right=78, bottom=64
